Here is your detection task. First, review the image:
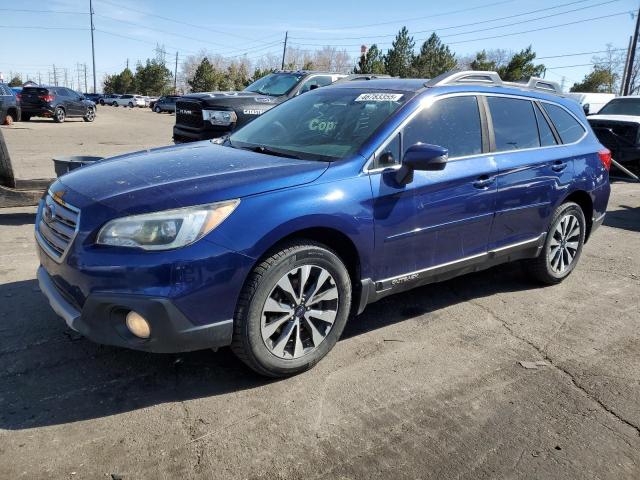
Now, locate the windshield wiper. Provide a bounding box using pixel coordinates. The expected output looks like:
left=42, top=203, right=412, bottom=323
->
left=249, top=145, right=301, bottom=159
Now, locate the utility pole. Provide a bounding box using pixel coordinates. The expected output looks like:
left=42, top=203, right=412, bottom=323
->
left=560, top=76, right=566, bottom=92
left=64, top=68, right=68, bottom=88
left=53, top=64, right=58, bottom=86
left=621, top=35, right=632, bottom=96
left=77, top=63, right=82, bottom=92
left=84, top=63, right=88, bottom=93
left=37, top=72, right=41, bottom=85
left=174, top=51, right=178, bottom=93
left=89, top=0, right=97, bottom=93
left=623, top=7, right=640, bottom=95
left=281, top=31, right=288, bottom=70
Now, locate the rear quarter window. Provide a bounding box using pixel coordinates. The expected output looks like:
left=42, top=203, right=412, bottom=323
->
left=542, top=103, right=586, bottom=144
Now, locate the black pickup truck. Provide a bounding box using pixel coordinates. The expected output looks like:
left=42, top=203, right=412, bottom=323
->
left=173, top=70, right=347, bottom=143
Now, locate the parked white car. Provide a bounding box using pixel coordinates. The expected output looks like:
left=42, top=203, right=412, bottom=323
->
left=111, top=94, right=146, bottom=108
left=566, top=92, right=616, bottom=115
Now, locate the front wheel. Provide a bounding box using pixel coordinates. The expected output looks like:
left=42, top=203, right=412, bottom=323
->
left=154, top=106, right=161, bottom=113
left=83, top=107, right=95, bottom=122
left=524, top=202, right=586, bottom=284
left=128, top=102, right=134, bottom=108
left=112, top=101, right=118, bottom=107
left=231, top=241, right=352, bottom=377
left=53, top=107, right=65, bottom=123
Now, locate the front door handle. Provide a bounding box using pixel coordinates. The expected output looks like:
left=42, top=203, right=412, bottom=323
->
left=473, top=175, right=496, bottom=189
left=552, top=160, right=568, bottom=172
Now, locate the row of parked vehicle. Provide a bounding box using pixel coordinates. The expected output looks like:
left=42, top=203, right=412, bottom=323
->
left=92, top=93, right=180, bottom=113
left=0, top=84, right=96, bottom=123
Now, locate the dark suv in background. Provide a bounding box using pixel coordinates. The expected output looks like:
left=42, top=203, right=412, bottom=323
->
left=19, top=86, right=96, bottom=123
left=153, top=95, right=180, bottom=113
left=0, top=83, right=21, bottom=125
left=173, top=70, right=345, bottom=142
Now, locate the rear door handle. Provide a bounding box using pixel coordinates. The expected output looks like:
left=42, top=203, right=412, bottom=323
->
left=552, top=160, right=568, bottom=172
left=473, top=175, right=496, bottom=189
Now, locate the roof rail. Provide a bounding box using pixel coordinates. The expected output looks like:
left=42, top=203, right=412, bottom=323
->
left=425, top=70, right=562, bottom=94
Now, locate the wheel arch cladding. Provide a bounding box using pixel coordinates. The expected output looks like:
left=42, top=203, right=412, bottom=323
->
left=563, top=190, right=593, bottom=240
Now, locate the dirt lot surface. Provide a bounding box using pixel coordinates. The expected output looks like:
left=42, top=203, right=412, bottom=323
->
left=2, top=105, right=174, bottom=180
left=0, top=108, right=639, bottom=479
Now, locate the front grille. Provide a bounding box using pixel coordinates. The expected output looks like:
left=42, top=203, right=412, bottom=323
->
left=176, top=100, right=204, bottom=128
left=37, top=193, right=80, bottom=261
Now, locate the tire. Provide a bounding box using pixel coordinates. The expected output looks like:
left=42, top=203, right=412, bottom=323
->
left=154, top=106, right=161, bottom=113
left=231, top=240, right=352, bottom=377
left=83, top=107, right=96, bottom=122
left=99, top=100, right=105, bottom=105
left=112, top=101, right=118, bottom=107
left=524, top=201, right=586, bottom=285
left=128, top=102, right=134, bottom=108
left=53, top=107, right=65, bottom=123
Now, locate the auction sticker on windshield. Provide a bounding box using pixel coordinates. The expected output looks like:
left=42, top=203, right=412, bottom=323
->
left=355, top=93, right=403, bottom=102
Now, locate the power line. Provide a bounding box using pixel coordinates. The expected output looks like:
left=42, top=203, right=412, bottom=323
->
left=448, top=10, right=633, bottom=45
left=306, top=0, right=518, bottom=31
left=0, top=25, right=88, bottom=31
left=537, top=48, right=626, bottom=59
left=0, top=8, right=86, bottom=14
left=291, top=2, right=626, bottom=47
left=95, top=0, right=278, bottom=46
left=291, top=0, right=594, bottom=41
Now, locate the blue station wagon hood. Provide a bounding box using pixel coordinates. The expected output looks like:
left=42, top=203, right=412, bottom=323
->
left=56, top=142, right=329, bottom=214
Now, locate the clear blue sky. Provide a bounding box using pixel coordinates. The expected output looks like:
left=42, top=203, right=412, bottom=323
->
left=1, top=0, right=638, bottom=91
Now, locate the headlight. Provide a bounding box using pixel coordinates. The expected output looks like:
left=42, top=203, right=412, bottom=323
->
left=202, top=109, right=237, bottom=126
left=96, top=199, right=240, bottom=250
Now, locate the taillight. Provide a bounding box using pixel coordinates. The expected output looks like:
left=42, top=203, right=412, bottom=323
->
left=598, top=148, right=612, bottom=171
left=39, top=94, right=55, bottom=102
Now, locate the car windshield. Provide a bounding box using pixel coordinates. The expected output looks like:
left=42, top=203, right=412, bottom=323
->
left=229, top=88, right=409, bottom=161
left=244, top=73, right=305, bottom=96
left=598, top=98, right=640, bottom=116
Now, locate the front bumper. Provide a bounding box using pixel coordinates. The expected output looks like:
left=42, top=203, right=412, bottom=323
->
left=37, top=266, right=233, bottom=353
left=173, top=124, right=231, bottom=143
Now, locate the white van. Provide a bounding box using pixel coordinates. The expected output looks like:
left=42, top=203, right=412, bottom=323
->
left=566, top=92, right=616, bottom=115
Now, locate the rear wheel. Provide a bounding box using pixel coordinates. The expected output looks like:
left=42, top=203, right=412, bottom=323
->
left=524, top=202, right=586, bottom=284
left=112, top=101, right=118, bottom=107
left=231, top=241, right=352, bottom=377
left=53, top=107, right=65, bottom=123
left=128, top=102, right=134, bottom=108
left=154, top=106, right=161, bottom=113
left=99, top=99, right=105, bottom=105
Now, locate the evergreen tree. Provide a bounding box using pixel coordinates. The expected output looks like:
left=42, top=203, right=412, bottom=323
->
left=411, top=33, right=457, bottom=78
left=570, top=67, right=617, bottom=93
left=135, top=59, right=173, bottom=95
left=8, top=76, right=22, bottom=87
left=470, top=50, right=497, bottom=71
left=384, top=27, right=415, bottom=78
left=497, top=46, right=544, bottom=81
left=353, top=45, right=386, bottom=74
left=188, top=58, right=217, bottom=92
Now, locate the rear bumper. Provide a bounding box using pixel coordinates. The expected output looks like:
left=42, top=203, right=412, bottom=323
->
left=37, top=266, right=234, bottom=353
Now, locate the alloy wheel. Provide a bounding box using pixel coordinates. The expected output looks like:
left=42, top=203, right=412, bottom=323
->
left=261, top=265, right=339, bottom=359
left=548, top=213, right=581, bottom=274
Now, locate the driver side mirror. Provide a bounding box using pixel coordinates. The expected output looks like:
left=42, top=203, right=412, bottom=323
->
left=396, top=143, right=449, bottom=185
left=582, top=103, right=590, bottom=115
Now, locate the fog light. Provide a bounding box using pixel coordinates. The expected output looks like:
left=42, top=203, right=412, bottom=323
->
left=125, top=311, right=151, bottom=338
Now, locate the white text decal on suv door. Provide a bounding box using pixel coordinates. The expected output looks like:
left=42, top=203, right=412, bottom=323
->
left=355, top=93, right=403, bottom=102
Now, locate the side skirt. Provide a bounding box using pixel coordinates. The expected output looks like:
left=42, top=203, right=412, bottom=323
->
left=357, top=233, right=545, bottom=312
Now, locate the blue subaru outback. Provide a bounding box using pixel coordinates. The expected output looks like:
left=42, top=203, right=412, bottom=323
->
left=36, top=71, right=611, bottom=377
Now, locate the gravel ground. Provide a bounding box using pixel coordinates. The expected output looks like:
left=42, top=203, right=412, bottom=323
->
left=1, top=105, right=174, bottom=180
left=0, top=108, right=639, bottom=479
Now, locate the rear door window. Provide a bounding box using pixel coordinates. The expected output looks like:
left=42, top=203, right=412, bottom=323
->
left=403, top=95, right=483, bottom=158
left=487, top=97, right=540, bottom=151
left=299, top=76, right=334, bottom=94
left=542, top=103, right=586, bottom=144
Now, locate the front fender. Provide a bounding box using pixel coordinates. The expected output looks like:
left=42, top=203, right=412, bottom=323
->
left=205, top=174, right=376, bottom=278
